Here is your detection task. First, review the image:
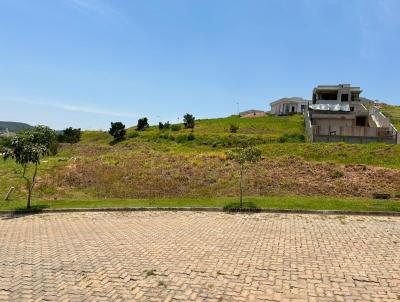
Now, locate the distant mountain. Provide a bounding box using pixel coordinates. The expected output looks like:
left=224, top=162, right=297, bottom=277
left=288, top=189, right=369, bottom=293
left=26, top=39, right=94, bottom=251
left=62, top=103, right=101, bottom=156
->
left=0, top=121, right=33, bottom=133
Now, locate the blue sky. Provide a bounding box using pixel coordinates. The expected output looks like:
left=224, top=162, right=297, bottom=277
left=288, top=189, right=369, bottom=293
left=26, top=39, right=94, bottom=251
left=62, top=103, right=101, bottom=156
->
left=1, top=0, right=399, bottom=129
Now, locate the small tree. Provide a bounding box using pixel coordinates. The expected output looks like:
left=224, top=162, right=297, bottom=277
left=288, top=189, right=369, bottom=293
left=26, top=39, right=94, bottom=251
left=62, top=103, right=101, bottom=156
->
left=226, top=147, right=262, bottom=208
left=183, top=113, right=195, bottom=129
left=3, top=126, right=56, bottom=209
left=164, top=121, right=170, bottom=129
left=158, top=122, right=164, bottom=130
left=137, top=117, right=149, bottom=131
left=58, top=127, right=81, bottom=143
left=109, top=122, right=126, bottom=141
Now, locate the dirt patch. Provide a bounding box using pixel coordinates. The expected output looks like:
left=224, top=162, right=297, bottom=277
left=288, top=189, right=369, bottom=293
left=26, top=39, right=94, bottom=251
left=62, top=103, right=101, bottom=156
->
left=38, top=150, right=400, bottom=199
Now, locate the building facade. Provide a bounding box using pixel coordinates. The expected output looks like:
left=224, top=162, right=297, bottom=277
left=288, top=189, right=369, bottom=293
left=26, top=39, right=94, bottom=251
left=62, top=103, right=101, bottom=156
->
left=305, top=84, right=399, bottom=144
left=270, top=97, right=309, bottom=115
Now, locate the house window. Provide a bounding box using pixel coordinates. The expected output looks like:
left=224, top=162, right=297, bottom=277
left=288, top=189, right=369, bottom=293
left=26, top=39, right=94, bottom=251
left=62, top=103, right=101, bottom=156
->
left=356, top=116, right=367, bottom=127
left=320, top=92, right=337, bottom=100
left=301, top=104, right=305, bottom=112
left=341, top=94, right=348, bottom=102
left=351, top=93, right=359, bottom=102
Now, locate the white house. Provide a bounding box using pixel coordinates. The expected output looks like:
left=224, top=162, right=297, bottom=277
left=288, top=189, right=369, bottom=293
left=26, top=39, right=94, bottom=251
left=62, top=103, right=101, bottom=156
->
left=270, top=97, right=309, bottom=115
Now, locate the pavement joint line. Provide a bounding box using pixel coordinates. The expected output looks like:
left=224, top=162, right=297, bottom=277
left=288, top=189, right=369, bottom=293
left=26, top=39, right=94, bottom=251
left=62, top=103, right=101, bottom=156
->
left=0, top=207, right=399, bottom=217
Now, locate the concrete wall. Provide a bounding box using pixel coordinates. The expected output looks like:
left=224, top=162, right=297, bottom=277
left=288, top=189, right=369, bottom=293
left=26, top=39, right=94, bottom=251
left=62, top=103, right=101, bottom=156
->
left=313, top=135, right=397, bottom=144
left=314, top=125, right=390, bottom=137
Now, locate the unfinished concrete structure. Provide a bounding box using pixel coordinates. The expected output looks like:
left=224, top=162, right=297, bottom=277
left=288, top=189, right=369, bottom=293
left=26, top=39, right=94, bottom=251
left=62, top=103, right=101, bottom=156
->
left=305, top=84, right=399, bottom=144
left=270, top=97, right=308, bottom=115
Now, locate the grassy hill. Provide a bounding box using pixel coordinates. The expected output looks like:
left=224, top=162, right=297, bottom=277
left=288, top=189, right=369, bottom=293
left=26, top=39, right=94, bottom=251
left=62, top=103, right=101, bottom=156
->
left=380, top=104, right=400, bottom=129
left=0, top=121, right=33, bottom=133
left=1, top=112, right=400, bottom=210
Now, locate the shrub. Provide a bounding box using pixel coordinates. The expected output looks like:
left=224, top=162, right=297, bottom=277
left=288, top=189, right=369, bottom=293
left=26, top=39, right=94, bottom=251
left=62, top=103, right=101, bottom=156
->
left=278, top=134, right=305, bottom=143
left=57, top=127, right=81, bottom=143
left=137, top=117, right=149, bottom=131
left=187, top=132, right=195, bottom=141
left=176, top=134, right=188, bottom=143
left=183, top=113, right=195, bottom=129
left=230, top=124, right=239, bottom=133
left=109, top=122, right=126, bottom=141
left=330, top=170, right=344, bottom=178
left=164, top=121, right=170, bottom=129
left=158, top=122, right=164, bottom=130
left=171, top=124, right=181, bottom=131
left=0, top=136, right=12, bottom=151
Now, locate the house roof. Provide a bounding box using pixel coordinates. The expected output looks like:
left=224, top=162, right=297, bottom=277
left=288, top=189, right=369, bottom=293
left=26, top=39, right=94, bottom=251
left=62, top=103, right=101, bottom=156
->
left=270, top=97, right=308, bottom=106
left=239, top=109, right=265, bottom=115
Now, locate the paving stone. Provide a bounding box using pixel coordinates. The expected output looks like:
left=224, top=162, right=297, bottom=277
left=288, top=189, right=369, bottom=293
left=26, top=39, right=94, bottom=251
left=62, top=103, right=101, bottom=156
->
left=0, top=212, right=399, bottom=301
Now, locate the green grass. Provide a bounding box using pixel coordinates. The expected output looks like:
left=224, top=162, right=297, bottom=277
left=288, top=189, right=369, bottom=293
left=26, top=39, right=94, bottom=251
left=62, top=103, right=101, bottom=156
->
left=381, top=104, right=400, bottom=129
left=1, top=196, right=399, bottom=212
left=78, top=114, right=305, bottom=147
left=260, top=142, right=400, bottom=168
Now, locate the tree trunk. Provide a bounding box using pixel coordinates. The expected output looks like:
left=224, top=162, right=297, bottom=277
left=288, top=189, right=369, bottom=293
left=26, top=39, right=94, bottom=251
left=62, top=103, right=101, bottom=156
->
left=239, top=165, right=243, bottom=208
left=26, top=163, right=38, bottom=209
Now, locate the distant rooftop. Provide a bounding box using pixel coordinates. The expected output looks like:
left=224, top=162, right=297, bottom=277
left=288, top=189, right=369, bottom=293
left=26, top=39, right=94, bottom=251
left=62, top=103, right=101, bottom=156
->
left=270, top=97, right=308, bottom=105
left=314, top=84, right=361, bottom=92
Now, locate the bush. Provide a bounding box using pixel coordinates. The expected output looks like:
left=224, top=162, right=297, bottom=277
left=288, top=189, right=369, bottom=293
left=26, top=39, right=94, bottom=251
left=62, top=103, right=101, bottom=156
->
left=0, top=136, right=12, bottom=151
left=174, top=133, right=196, bottom=143
left=158, top=122, right=164, bottom=130
left=230, top=124, right=239, bottom=133
left=278, top=134, right=305, bottom=143
left=109, top=122, right=126, bottom=141
left=57, top=127, right=81, bottom=143
left=171, top=124, right=181, bottom=131
left=137, top=117, right=149, bottom=131
left=330, top=170, right=344, bottom=178
left=164, top=121, right=170, bottom=129
left=183, top=113, right=195, bottom=129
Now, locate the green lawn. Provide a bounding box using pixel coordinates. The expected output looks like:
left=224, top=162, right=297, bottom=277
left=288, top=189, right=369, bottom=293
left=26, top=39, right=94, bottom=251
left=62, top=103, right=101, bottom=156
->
left=1, top=196, right=399, bottom=212
left=381, top=104, right=400, bottom=130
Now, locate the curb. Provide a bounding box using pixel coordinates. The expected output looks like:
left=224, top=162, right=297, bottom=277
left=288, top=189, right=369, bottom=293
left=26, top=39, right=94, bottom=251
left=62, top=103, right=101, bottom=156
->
left=0, top=207, right=399, bottom=217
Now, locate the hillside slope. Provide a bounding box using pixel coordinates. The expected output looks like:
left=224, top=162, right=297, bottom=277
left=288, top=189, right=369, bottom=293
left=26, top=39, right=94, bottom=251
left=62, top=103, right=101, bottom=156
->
left=1, top=112, right=400, bottom=203
left=0, top=121, right=33, bottom=133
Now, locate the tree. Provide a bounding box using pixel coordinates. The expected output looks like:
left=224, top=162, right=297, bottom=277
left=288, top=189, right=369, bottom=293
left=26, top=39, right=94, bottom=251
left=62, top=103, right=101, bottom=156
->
left=137, top=118, right=149, bottom=131
left=226, top=147, right=262, bottom=208
left=109, top=122, right=126, bottom=141
left=183, top=113, right=195, bottom=129
left=3, top=126, right=56, bottom=209
left=158, top=122, right=164, bottom=130
left=58, top=127, right=81, bottom=143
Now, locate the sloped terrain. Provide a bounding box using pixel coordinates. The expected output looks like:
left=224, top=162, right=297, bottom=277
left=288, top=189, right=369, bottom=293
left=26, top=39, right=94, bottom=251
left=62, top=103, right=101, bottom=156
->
left=1, top=113, right=400, bottom=203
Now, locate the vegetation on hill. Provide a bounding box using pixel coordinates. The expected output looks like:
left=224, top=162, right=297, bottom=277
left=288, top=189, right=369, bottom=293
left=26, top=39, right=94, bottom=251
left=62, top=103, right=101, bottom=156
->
left=381, top=104, right=400, bottom=129
left=1, top=111, right=400, bottom=210
left=0, top=121, right=33, bottom=133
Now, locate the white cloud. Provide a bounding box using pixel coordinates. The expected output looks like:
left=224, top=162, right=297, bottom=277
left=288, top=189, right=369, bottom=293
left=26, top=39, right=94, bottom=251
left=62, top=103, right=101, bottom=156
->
left=6, top=97, right=137, bottom=118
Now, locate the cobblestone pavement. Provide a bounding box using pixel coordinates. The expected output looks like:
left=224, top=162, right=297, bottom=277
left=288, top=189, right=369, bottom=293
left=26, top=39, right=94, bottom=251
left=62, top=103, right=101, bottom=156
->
left=0, top=212, right=399, bottom=301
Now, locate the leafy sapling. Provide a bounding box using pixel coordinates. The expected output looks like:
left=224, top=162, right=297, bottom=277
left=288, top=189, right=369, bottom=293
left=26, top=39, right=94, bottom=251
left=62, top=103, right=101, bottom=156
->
left=226, top=147, right=262, bottom=208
